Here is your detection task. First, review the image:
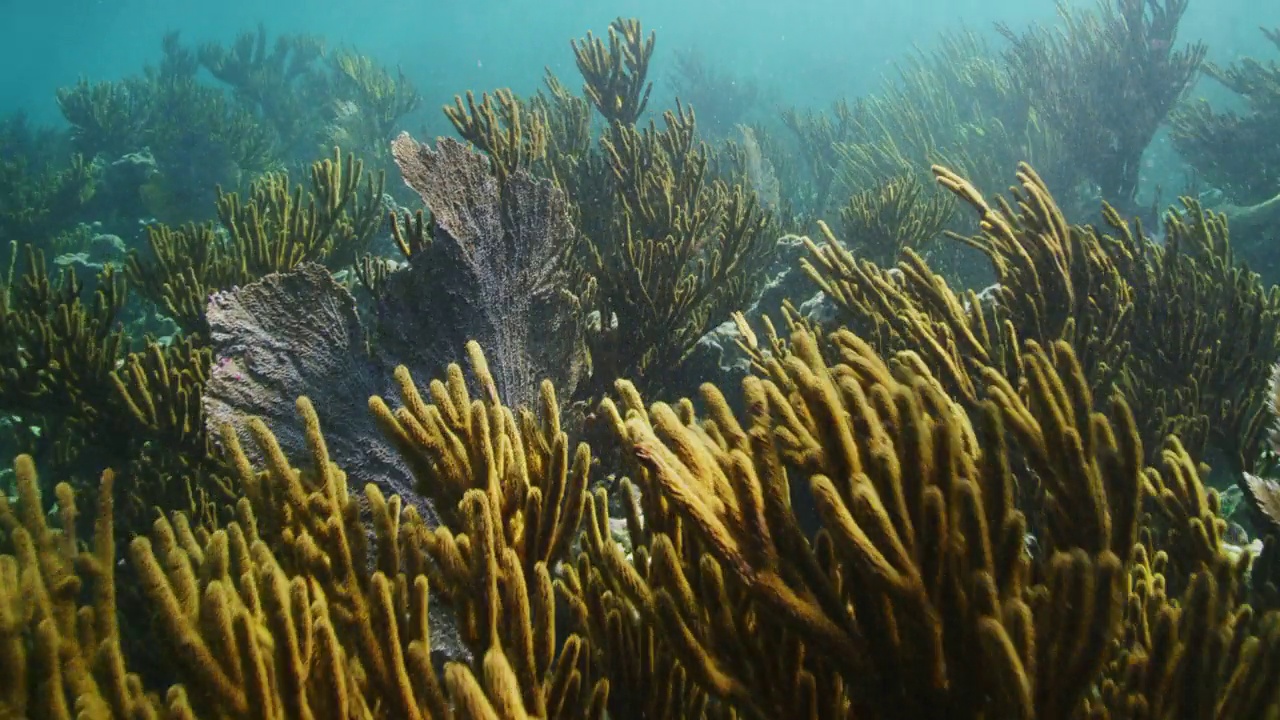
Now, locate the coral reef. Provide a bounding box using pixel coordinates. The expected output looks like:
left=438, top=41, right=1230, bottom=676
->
left=7, top=322, right=1278, bottom=718
left=8, top=9, right=1280, bottom=720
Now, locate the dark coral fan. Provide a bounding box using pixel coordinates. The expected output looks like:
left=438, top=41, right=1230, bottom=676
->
left=203, top=139, right=588, bottom=509
left=387, top=133, right=587, bottom=409
left=201, top=263, right=425, bottom=507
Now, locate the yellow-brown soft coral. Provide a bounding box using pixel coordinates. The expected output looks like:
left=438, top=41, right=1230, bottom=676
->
left=581, top=324, right=1279, bottom=719
left=0, top=345, right=606, bottom=719
left=805, top=161, right=1280, bottom=470
left=128, top=148, right=384, bottom=335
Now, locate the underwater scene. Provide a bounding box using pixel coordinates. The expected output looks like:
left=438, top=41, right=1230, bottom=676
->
left=3, top=0, right=1280, bottom=716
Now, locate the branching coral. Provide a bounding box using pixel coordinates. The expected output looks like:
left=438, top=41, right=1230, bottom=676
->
left=0, top=243, right=128, bottom=476
left=440, top=20, right=775, bottom=400
left=125, top=222, right=226, bottom=334
left=998, top=0, right=1205, bottom=209
left=791, top=3, right=1197, bottom=233
left=217, top=147, right=385, bottom=273
left=195, top=24, right=425, bottom=170
left=776, top=27, right=1068, bottom=248
left=586, top=324, right=1276, bottom=718
left=932, top=163, right=1133, bottom=394
left=506, top=84, right=589, bottom=206
left=110, top=335, right=236, bottom=527
left=0, top=456, right=131, bottom=719
left=719, top=124, right=782, bottom=216
left=128, top=148, right=385, bottom=335
left=802, top=163, right=1130, bottom=405
left=581, top=104, right=773, bottom=398
left=838, top=173, right=956, bottom=267
left=1114, top=200, right=1280, bottom=471
left=13, top=13, right=1280, bottom=720
left=572, top=17, right=654, bottom=126
left=4, top=293, right=1277, bottom=719
left=0, top=346, right=607, bottom=717
left=1171, top=27, right=1280, bottom=207
left=805, top=161, right=1280, bottom=471
left=55, top=77, right=152, bottom=160
left=371, top=341, right=590, bottom=587
left=443, top=89, right=549, bottom=182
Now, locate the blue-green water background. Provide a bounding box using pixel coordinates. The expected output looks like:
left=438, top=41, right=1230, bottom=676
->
left=3, top=0, right=1276, bottom=131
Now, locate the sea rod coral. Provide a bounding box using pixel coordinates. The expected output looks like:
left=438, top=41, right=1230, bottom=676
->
left=1, top=342, right=598, bottom=718
left=6, top=321, right=1280, bottom=718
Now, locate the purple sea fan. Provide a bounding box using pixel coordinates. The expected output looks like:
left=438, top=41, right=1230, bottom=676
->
left=383, top=134, right=589, bottom=410
left=202, top=137, right=589, bottom=520
left=203, top=263, right=431, bottom=515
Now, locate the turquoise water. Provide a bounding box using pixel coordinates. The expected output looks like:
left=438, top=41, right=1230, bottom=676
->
left=4, top=0, right=1270, bottom=124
